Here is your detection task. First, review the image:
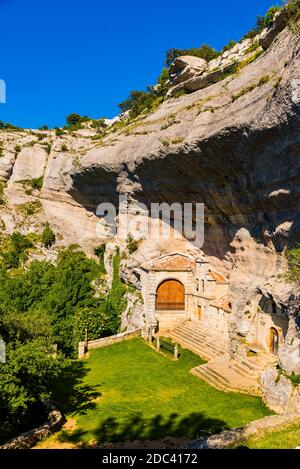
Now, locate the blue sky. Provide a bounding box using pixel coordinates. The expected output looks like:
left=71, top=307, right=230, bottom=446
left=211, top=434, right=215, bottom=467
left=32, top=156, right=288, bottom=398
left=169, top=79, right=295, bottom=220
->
left=0, top=0, right=281, bottom=129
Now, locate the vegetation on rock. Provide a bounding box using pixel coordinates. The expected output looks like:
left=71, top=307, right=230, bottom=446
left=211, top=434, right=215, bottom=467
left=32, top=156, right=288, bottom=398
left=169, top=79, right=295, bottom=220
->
left=41, top=223, right=56, bottom=248
left=283, top=244, right=300, bottom=286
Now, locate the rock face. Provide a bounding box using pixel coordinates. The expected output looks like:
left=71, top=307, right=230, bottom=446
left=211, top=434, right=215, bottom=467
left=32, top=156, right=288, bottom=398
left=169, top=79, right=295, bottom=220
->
left=260, top=367, right=300, bottom=414
left=259, top=10, right=289, bottom=50
left=10, top=147, right=47, bottom=182
left=0, top=15, right=299, bottom=409
left=169, top=56, right=208, bottom=85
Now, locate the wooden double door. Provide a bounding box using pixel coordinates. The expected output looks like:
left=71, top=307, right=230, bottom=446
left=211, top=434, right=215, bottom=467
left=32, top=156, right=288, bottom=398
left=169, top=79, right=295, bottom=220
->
left=156, top=279, right=185, bottom=311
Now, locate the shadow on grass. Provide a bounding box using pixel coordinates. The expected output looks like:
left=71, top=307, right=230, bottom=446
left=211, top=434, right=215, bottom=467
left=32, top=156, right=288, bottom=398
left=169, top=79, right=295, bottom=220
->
left=52, top=360, right=101, bottom=416
left=58, top=411, right=229, bottom=445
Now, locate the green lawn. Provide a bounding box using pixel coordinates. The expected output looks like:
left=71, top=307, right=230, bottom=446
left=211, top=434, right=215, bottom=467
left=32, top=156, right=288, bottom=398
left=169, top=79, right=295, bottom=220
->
left=239, top=424, right=300, bottom=449
left=46, top=338, right=271, bottom=446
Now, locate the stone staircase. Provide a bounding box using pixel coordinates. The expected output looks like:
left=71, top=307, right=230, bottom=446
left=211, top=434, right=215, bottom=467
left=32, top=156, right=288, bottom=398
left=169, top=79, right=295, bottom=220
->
left=166, top=320, right=228, bottom=361
left=191, top=353, right=278, bottom=396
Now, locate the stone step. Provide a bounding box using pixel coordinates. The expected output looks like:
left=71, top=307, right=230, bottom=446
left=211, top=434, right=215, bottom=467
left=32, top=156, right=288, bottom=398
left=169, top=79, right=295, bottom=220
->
left=192, top=363, right=261, bottom=396
left=191, top=367, right=229, bottom=392
left=229, top=360, right=259, bottom=379
left=169, top=332, right=224, bottom=359
left=175, top=322, right=224, bottom=343
left=171, top=323, right=227, bottom=348
left=168, top=320, right=228, bottom=361
left=169, top=335, right=217, bottom=361
left=170, top=329, right=225, bottom=353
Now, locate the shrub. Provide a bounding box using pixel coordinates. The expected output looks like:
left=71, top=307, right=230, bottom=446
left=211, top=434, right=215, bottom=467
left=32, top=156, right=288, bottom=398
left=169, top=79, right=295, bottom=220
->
left=55, top=128, right=65, bottom=136
left=282, top=244, right=300, bottom=285
left=0, top=340, right=65, bottom=441
left=0, top=181, right=6, bottom=205
left=285, top=0, right=300, bottom=32
left=0, top=121, right=21, bottom=131
left=20, top=176, right=44, bottom=191
left=126, top=234, right=139, bottom=254
left=0, top=232, right=33, bottom=269
left=288, top=371, right=300, bottom=387
left=94, top=244, right=106, bottom=273
left=90, top=118, right=107, bottom=133
left=222, top=40, right=237, bottom=53
left=73, top=307, right=109, bottom=344
left=41, top=142, right=51, bottom=154
left=39, top=125, right=49, bottom=130
left=41, top=223, right=55, bottom=248
left=14, top=145, right=21, bottom=156
left=0, top=142, right=3, bottom=157
left=66, top=113, right=90, bottom=126
left=61, top=144, right=68, bottom=152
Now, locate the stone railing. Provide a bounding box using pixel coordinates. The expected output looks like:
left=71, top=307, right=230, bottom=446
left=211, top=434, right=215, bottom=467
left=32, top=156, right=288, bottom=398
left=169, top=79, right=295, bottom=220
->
left=0, top=409, right=65, bottom=450
left=78, top=329, right=142, bottom=358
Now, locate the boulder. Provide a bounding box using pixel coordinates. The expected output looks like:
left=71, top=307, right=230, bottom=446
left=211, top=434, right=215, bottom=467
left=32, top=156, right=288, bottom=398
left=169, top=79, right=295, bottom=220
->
left=0, top=151, right=15, bottom=182
left=169, top=55, right=208, bottom=86
left=10, top=146, right=47, bottom=183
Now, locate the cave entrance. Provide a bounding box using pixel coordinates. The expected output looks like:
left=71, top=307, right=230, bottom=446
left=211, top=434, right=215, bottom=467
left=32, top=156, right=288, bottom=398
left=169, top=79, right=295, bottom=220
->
left=270, top=327, right=279, bottom=355
left=156, top=279, right=185, bottom=311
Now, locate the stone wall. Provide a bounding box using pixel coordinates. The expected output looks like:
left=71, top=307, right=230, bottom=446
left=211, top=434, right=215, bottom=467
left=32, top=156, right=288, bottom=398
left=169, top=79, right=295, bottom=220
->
left=0, top=410, right=65, bottom=450
left=78, top=329, right=142, bottom=358
left=260, top=367, right=300, bottom=414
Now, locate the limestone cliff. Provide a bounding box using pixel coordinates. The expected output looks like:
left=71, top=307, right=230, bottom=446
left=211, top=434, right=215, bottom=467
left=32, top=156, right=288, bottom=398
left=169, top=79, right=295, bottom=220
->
left=0, top=15, right=299, bottom=397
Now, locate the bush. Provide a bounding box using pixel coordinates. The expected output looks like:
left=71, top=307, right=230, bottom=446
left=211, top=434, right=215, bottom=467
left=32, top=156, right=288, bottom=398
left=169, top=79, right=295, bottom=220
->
left=61, top=144, right=68, bottom=152
left=20, top=176, right=44, bottom=191
left=222, top=40, right=237, bottom=53
left=285, top=0, right=300, bottom=32
left=0, top=340, right=65, bottom=442
left=73, top=307, right=110, bottom=344
left=0, top=121, right=21, bottom=131
left=14, top=145, right=21, bottom=156
left=94, top=244, right=106, bottom=273
left=17, top=200, right=42, bottom=217
left=0, top=232, right=33, bottom=269
left=0, top=181, right=6, bottom=205
left=126, top=234, right=139, bottom=254
left=55, top=128, right=65, bottom=136
left=41, top=223, right=55, bottom=248
left=66, top=113, right=90, bottom=126
left=39, top=125, right=49, bottom=130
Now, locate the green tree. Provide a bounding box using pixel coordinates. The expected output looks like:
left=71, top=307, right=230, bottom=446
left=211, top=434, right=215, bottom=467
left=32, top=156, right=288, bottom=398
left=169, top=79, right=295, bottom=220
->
left=41, top=223, right=56, bottom=249
left=0, top=340, right=65, bottom=441
left=0, top=232, right=33, bottom=269
left=66, top=113, right=90, bottom=126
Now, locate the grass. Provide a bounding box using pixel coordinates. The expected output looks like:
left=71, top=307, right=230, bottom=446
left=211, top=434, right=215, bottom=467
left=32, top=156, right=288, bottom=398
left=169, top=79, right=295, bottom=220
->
left=39, top=338, right=271, bottom=447
left=232, top=75, right=270, bottom=101
left=239, top=424, right=300, bottom=449
left=17, top=200, right=42, bottom=216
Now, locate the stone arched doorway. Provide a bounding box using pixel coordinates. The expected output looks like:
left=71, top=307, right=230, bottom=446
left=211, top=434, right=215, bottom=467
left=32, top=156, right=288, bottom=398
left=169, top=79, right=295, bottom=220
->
left=269, top=327, right=279, bottom=355
left=156, top=279, right=185, bottom=311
